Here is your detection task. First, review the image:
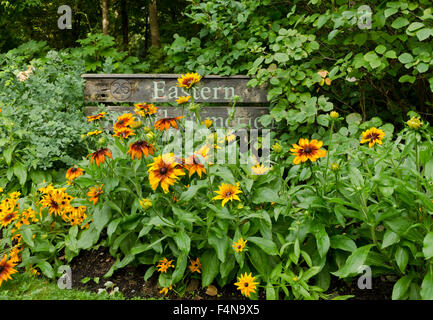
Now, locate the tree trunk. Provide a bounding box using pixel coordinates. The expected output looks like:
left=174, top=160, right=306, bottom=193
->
left=102, top=0, right=109, bottom=35
left=121, top=0, right=128, bottom=49
left=148, top=0, right=160, bottom=48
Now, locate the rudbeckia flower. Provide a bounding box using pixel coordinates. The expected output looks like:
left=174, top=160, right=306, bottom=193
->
left=234, top=273, right=259, bottom=298
left=148, top=154, right=186, bottom=193
left=156, top=258, right=174, bottom=273
left=134, top=103, right=158, bottom=117
left=66, top=166, right=84, bottom=182
left=176, top=96, right=191, bottom=104
left=188, top=258, right=201, bottom=273
left=127, top=140, right=155, bottom=159
left=87, top=185, right=104, bottom=205
left=113, top=127, right=135, bottom=139
left=360, top=127, right=385, bottom=148
left=177, top=73, right=202, bottom=89
left=87, top=148, right=112, bottom=166
left=232, top=238, right=247, bottom=253
left=87, top=112, right=107, bottom=122
left=114, top=113, right=135, bottom=131
left=154, top=116, right=184, bottom=131
left=0, top=255, right=18, bottom=287
left=212, top=182, right=242, bottom=207
left=290, top=138, right=327, bottom=165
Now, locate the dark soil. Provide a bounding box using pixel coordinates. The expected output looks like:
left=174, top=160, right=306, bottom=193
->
left=70, top=246, right=248, bottom=300
left=328, top=275, right=395, bottom=300
left=70, top=246, right=394, bottom=300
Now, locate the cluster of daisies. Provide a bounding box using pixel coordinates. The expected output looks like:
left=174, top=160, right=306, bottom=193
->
left=39, top=184, right=90, bottom=229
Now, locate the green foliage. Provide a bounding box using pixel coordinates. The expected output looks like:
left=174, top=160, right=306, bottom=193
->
left=165, top=0, right=433, bottom=141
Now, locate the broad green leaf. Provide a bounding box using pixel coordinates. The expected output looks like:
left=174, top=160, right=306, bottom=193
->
left=333, top=245, right=375, bottom=278
left=330, top=235, right=357, bottom=252
left=201, top=250, right=220, bottom=287
left=421, top=269, right=433, bottom=300
left=423, top=232, right=433, bottom=259
left=247, top=237, right=278, bottom=255
left=392, top=275, right=412, bottom=300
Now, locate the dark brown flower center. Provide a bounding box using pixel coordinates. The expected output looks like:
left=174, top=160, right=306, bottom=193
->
left=244, top=283, right=249, bottom=287
left=367, top=133, right=379, bottom=140
left=303, top=146, right=313, bottom=154
left=0, top=265, right=4, bottom=273
left=226, top=191, right=232, bottom=196
left=4, top=214, right=13, bottom=221
left=160, top=167, right=168, bottom=175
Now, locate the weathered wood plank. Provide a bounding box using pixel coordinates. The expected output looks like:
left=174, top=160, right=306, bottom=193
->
left=85, top=106, right=269, bottom=129
left=82, top=74, right=268, bottom=103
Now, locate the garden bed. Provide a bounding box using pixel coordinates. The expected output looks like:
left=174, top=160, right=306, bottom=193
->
left=70, top=247, right=395, bottom=300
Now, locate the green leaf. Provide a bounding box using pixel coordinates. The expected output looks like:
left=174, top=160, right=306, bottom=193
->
left=395, top=247, right=409, bottom=273
left=37, top=261, right=55, bottom=279
left=407, top=22, right=424, bottom=32
left=399, top=75, right=416, bottom=84
left=423, top=232, right=433, bottom=259
left=144, top=266, right=156, bottom=281
left=315, top=227, right=330, bottom=258
left=93, top=203, right=112, bottom=233
left=421, top=269, right=433, bottom=300
left=13, top=161, right=27, bottom=186
left=179, top=181, right=207, bottom=202
left=247, top=237, right=278, bottom=255
left=375, top=45, right=386, bottom=55
left=392, top=275, right=412, bottom=300
left=382, top=230, right=400, bottom=249
left=416, top=28, right=433, bottom=41
left=208, top=233, right=229, bottom=263
left=330, top=235, right=357, bottom=252
left=398, top=53, right=413, bottom=64
left=252, top=187, right=283, bottom=204
left=3, top=146, right=14, bottom=166
left=274, top=52, right=289, bottom=63
left=201, top=250, right=220, bottom=287
left=333, top=245, right=375, bottom=278
left=172, top=251, right=188, bottom=283
left=424, top=159, right=433, bottom=180
left=174, top=230, right=191, bottom=253
left=21, top=226, right=34, bottom=247
left=391, top=17, right=409, bottom=29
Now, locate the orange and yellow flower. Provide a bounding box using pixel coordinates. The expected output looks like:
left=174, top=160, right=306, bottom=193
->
left=251, top=163, right=269, bottom=175
left=87, top=112, right=107, bottom=122
left=39, top=189, right=73, bottom=217
left=114, top=113, right=135, bottom=131
left=148, top=154, right=186, bottom=193
left=134, top=103, right=158, bottom=117
left=66, top=166, right=84, bottom=182
left=290, top=138, right=327, bottom=165
left=234, top=273, right=259, bottom=298
left=212, top=182, right=242, bottom=207
left=157, top=258, right=175, bottom=273
left=176, top=96, right=191, bottom=104
left=0, top=255, right=18, bottom=287
left=113, top=127, right=136, bottom=139
left=188, top=258, right=201, bottom=274
left=87, top=148, right=112, bottom=166
left=232, top=238, right=247, bottom=253
left=86, top=130, right=103, bottom=136
left=127, top=140, right=155, bottom=159
left=177, top=73, right=202, bottom=89
left=360, top=127, right=385, bottom=148
left=87, top=185, right=104, bottom=205
left=154, top=116, right=184, bottom=131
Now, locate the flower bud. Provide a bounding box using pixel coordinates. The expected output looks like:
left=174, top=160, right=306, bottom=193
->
left=330, top=111, right=339, bottom=119
left=331, top=162, right=340, bottom=171
left=272, top=142, right=282, bottom=153
left=407, top=117, right=422, bottom=130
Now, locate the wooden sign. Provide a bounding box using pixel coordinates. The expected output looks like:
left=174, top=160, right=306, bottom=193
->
left=82, top=74, right=268, bottom=103
left=82, top=74, right=270, bottom=129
